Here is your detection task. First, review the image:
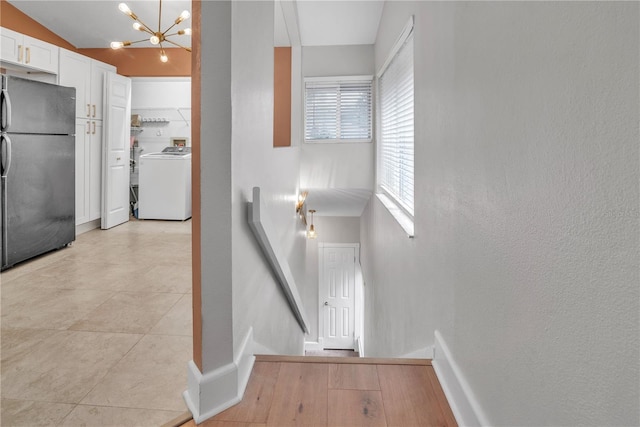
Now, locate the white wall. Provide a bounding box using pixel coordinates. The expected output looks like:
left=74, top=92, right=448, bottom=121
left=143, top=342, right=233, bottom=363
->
left=361, top=1, right=639, bottom=425
left=304, top=216, right=361, bottom=342
left=229, top=1, right=307, bottom=356
left=131, top=77, right=191, bottom=154
left=299, top=45, right=375, bottom=191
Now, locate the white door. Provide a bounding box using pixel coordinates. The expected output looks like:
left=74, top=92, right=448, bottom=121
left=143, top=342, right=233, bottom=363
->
left=101, top=72, right=131, bottom=229
left=321, top=246, right=356, bottom=350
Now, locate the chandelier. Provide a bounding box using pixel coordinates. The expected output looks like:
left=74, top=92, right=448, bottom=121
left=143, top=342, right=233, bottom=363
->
left=110, top=1, right=192, bottom=63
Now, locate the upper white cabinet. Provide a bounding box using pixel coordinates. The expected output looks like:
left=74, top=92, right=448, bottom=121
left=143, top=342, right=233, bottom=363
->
left=59, top=49, right=115, bottom=120
left=0, top=27, right=58, bottom=74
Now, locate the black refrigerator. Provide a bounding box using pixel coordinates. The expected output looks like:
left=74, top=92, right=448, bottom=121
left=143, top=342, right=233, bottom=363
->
left=0, top=75, right=76, bottom=270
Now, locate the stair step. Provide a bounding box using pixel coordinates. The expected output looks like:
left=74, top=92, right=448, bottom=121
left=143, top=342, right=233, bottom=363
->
left=255, top=354, right=432, bottom=365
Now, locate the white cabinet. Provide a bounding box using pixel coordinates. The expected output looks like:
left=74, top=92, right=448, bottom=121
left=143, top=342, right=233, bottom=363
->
left=75, top=120, right=104, bottom=225
left=59, top=49, right=91, bottom=118
left=0, top=27, right=58, bottom=74
left=60, top=49, right=116, bottom=226
left=91, top=62, right=113, bottom=121
left=59, top=49, right=115, bottom=120
left=89, top=120, right=103, bottom=221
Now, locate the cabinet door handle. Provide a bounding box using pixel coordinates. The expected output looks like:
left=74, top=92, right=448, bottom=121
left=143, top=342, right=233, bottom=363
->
left=86, top=121, right=90, bottom=134
left=18, top=45, right=23, bottom=62
left=92, top=104, right=96, bottom=118
left=92, top=121, right=96, bottom=134
left=87, top=104, right=91, bottom=117
left=25, top=47, right=30, bottom=64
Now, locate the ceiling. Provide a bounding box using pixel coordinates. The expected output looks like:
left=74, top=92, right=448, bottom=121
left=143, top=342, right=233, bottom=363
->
left=305, top=188, right=372, bottom=217
left=8, top=0, right=384, bottom=49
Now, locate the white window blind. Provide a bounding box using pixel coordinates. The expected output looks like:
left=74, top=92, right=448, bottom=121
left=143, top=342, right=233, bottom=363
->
left=304, top=77, right=372, bottom=143
left=378, top=34, right=414, bottom=216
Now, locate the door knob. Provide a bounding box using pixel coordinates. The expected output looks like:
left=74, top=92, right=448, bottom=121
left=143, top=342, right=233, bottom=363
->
left=324, top=301, right=329, bottom=306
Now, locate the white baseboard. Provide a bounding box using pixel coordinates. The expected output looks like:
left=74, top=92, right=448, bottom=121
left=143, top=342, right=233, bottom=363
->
left=304, top=341, right=322, bottom=352
left=183, top=328, right=256, bottom=424
left=399, top=346, right=434, bottom=359
left=75, top=219, right=100, bottom=235
left=432, top=330, right=488, bottom=427
left=355, top=336, right=364, bottom=357
left=253, top=339, right=278, bottom=355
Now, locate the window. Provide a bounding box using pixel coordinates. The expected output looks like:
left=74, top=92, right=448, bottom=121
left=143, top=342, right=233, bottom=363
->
left=304, top=77, right=373, bottom=143
left=378, top=26, right=414, bottom=218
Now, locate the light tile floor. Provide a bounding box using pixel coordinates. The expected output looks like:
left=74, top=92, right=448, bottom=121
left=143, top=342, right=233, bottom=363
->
left=1, top=219, right=192, bottom=426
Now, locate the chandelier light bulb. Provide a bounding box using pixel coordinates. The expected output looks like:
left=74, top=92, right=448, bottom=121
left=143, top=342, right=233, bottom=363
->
left=175, top=10, right=190, bottom=24
left=178, top=28, right=192, bottom=36
left=133, top=22, right=143, bottom=31
left=149, top=35, right=160, bottom=45
left=118, top=3, right=131, bottom=15
left=160, top=52, right=168, bottom=63
left=110, top=41, right=124, bottom=49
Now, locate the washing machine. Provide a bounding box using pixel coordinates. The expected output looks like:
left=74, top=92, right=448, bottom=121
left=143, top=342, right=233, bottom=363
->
left=138, top=147, right=192, bottom=220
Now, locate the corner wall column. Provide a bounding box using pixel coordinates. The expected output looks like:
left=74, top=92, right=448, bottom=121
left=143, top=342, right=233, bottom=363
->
left=184, top=1, right=238, bottom=423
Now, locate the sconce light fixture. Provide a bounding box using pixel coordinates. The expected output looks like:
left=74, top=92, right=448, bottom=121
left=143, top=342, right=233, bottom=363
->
left=296, top=191, right=308, bottom=214
left=307, top=209, right=317, bottom=239
left=296, top=191, right=308, bottom=224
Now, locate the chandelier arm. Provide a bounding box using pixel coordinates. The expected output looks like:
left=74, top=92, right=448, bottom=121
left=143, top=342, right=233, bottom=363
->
left=158, top=0, right=163, bottom=33
left=113, top=38, right=151, bottom=48
left=162, top=22, right=179, bottom=36
left=163, top=38, right=192, bottom=52
left=128, top=38, right=152, bottom=45
left=137, top=25, right=155, bottom=36
left=134, top=18, right=156, bottom=35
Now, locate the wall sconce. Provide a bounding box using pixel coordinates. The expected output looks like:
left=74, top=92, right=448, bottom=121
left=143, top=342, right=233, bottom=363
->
left=296, top=191, right=308, bottom=224
left=307, top=209, right=317, bottom=239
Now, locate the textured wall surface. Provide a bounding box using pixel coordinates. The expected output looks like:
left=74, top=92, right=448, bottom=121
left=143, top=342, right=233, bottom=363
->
left=362, top=1, right=639, bottom=425
left=199, top=0, right=234, bottom=373
left=299, top=44, right=375, bottom=190
left=230, top=0, right=307, bottom=356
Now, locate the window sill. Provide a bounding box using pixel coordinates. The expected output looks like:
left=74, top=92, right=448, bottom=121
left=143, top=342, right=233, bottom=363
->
left=376, top=193, right=414, bottom=238
left=304, top=139, right=372, bottom=144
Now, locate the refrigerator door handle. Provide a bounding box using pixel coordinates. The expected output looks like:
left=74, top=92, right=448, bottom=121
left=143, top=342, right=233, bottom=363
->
left=0, top=133, right=8, bottom=267
left=1, top=134, right=11, bottom=178
left=1, top=88, right=11, bottom=131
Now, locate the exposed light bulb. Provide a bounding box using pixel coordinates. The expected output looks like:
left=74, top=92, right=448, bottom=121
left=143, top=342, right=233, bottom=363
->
left=149, top=35, right=160, bottom=45
left=160, top=52, right=168, bottom=63
left=110, top=41, right=124, bottom=49
left=118, top=3, right=131, bottom=15
left=175, top=10, right=190, bottom=24
left=133, top=22, right=144, bottom=31
left=178, top=28, right=192, bottom=36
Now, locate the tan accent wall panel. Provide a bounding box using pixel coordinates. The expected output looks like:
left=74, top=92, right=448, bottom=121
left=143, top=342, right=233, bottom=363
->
left=191, top=0, right=202, bottom=371
left=273, top=47, right=291, bottom=147
left=78, top=48, right=191, bottom=77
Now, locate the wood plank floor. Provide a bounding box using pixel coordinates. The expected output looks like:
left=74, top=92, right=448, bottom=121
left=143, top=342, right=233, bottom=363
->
left=179, top=355, right=457, bottom=427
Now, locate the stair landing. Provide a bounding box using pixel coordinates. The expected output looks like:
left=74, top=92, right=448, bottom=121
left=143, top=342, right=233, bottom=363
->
left=180, top=355, right=457, bottom=426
